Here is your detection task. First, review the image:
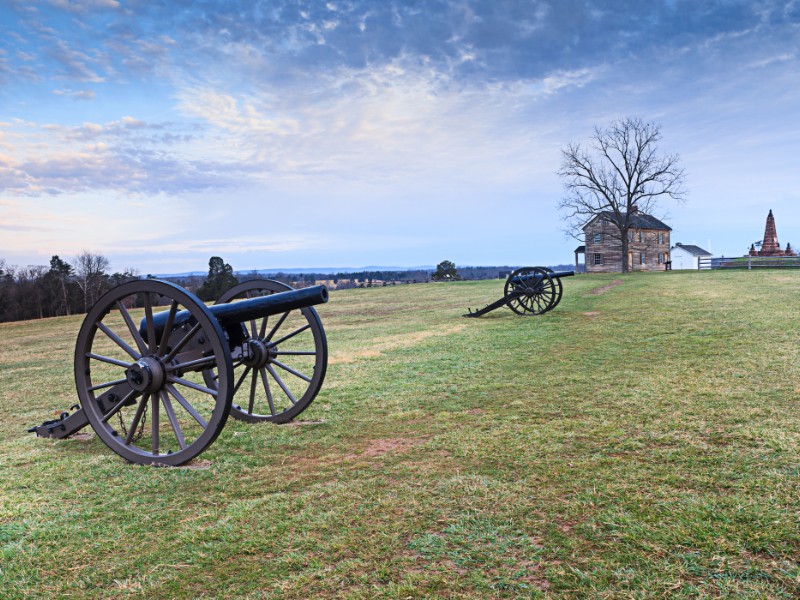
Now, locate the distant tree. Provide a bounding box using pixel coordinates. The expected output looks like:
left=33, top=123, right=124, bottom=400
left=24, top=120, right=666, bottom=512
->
left=0, top=261, right=16, bottom=322
left=44, top=255, right=75, bottom=316
left=108, top=268, right=140, bottom=287
left=432, top=260, right=461, bottom=281
left=73, top=251, right=110, bottom=311
left=558, top=117, right=686, bottom=273
left=197, top=256, right=239, bottom=301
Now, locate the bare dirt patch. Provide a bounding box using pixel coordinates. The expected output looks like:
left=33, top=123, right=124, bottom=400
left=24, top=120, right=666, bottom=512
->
left=343, top=437, right=427, bottom=460
left=588, top=279, right=623, bottom=295
left=582, top=311, right=602, bottom=317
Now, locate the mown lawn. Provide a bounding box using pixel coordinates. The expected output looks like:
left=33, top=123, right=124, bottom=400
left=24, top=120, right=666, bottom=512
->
left=1, top=270, right=798, bottom=598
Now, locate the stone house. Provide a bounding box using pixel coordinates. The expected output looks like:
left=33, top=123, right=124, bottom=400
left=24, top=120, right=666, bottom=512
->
left=582, top=212, right=672, bottom=273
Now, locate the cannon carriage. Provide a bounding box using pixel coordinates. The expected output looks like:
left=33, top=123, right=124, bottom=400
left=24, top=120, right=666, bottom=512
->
left=464, top=267, right=574, bottom=318
left=30, top=278, right=329, bottom=466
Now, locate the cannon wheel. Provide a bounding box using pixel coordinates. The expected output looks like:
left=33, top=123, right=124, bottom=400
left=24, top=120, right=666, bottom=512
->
left=542, top=267, right=564, bottom=310
left=208, top=279, right=328, bottom=424
left=75, top=279, right=233, bottom=466
left=504, top=267, right=557, bottom=315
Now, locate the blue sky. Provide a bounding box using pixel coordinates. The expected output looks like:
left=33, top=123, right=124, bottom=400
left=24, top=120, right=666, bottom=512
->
left=1, top=0, right=799, bottom=274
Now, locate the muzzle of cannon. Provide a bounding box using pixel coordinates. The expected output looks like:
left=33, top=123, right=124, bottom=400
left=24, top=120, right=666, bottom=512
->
left=29, top=278, right=329, bottom=466
left=464, top=267, right=574, bottom=318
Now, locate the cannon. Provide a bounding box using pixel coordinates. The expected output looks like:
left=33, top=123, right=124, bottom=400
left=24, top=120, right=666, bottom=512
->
left=464, top=267, right=574, bottom=317
left=29, top=278, right=329, bottom=466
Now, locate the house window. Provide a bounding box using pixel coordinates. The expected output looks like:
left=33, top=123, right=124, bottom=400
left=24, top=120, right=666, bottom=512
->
left=593, top=233, right=602, bottom=243
left=638, top=231, right=644, bottom=243
left=594, top=253, right=603, bottom=265
left=658, top=233, right=664, bottom=244
left=640, top=253, right=646, bottom=265
left=628, top=231, right=634, bottom=242
left=658, top=253, right=663, bottom=264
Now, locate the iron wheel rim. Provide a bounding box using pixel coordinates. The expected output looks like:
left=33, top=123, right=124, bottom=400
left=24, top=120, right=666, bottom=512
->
left=504, top=267, right=557, bottom=315
left=74, top=279, right=233, bottom=466
left=207, top=279, right=328, bottom=424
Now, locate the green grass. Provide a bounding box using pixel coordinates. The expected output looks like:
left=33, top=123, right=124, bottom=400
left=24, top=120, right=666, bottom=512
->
left=1, top=270, right=798, bottom=598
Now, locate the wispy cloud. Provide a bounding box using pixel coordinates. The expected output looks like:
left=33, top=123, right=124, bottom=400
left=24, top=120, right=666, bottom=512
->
left=174, top=56, right=598, bottom=186
left=47, top=0, right=121, bottom=11
left=0, top=116, right=253, bottom=196
left=2, top=0, right=800, bottom=270
left=52, top=88, right=96, bottom=100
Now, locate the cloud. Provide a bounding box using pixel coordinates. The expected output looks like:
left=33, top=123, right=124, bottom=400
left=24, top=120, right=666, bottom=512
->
left=0, top=116, right=254, bottom=196
left=748, top=52, right=795, bottom=68
left=46, top=37, right=108, bottom=83
left=138, top=235, right=323, bottom=255
left=0, top=197, right=81, bottom=233
left=7, top=1, right=797, bottom=98
left=52, top=88, right=96, bottom=100
left=47, top=0, right=122, bottom=11
left=174, top=55, right=599, bottom=188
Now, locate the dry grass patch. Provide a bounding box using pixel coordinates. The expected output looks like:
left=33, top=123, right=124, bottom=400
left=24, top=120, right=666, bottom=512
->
left=329, top=324, right=466, bottom=364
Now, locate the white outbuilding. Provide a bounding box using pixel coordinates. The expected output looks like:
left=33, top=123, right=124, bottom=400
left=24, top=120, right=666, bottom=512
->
left=670, top=243, right=712, bottom=270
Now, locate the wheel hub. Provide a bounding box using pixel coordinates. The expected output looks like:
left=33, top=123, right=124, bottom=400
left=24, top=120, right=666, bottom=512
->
left=241, top=338, right=274, bottom=369
left=125, top=356, right=166, bottom=393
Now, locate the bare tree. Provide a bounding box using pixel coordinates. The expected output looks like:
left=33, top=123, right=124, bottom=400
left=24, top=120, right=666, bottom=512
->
left=73, top=251, right=110, bottom=312
left=558, top=117, right=686, bottom=272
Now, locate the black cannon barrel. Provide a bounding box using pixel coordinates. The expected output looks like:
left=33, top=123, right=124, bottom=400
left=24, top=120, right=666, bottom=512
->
left=209, top=284, right=328, bottom=324
left=522, top=270, right=574, bottom=279
left=140, top=285, right=328, bottom=339
left=548, top=270, right=575, bottom=279
left=511, top=270, right=575, bottom=284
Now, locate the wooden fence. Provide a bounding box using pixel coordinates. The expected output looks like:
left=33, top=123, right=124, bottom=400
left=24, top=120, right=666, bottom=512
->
left=698, top=256, right=800, bottom=270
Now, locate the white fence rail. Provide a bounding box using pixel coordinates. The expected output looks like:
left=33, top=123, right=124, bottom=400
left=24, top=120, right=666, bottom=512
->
left=698, top=256, right=800, bottom=270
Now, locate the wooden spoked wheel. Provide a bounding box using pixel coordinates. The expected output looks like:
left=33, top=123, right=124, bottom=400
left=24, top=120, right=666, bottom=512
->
left=74, top=280, right=233, bottom=466
left=208, top=279, right=328, bottom=424
left=542, top=267, right=564, bottom=310
left=504, top=267, right=557, bottom=315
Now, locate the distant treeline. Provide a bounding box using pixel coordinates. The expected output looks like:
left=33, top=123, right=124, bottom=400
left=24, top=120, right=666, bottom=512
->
left=149, top=266, right=511, bottom=293
left=0, top=253, right=141, bottom=323
left=0, top=254, right=578, bottom=323
left=228, top=264, right=579, bottom=287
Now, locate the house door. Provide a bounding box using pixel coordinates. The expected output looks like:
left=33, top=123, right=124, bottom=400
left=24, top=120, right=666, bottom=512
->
left=628, top=252, right=633, bottom=270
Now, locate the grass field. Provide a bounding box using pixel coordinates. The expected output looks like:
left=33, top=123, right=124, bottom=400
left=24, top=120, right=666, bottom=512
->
left=1, top=270, right=799, bottom=598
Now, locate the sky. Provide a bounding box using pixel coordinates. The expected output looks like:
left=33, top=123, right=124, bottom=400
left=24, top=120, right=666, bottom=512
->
left=1, top=0, right=799, bottom=274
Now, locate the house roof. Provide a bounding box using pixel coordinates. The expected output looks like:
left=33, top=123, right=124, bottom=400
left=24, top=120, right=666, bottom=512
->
left=671, top=243, right=712, bottom=256
left=583, top=211, right=672, bottom=231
